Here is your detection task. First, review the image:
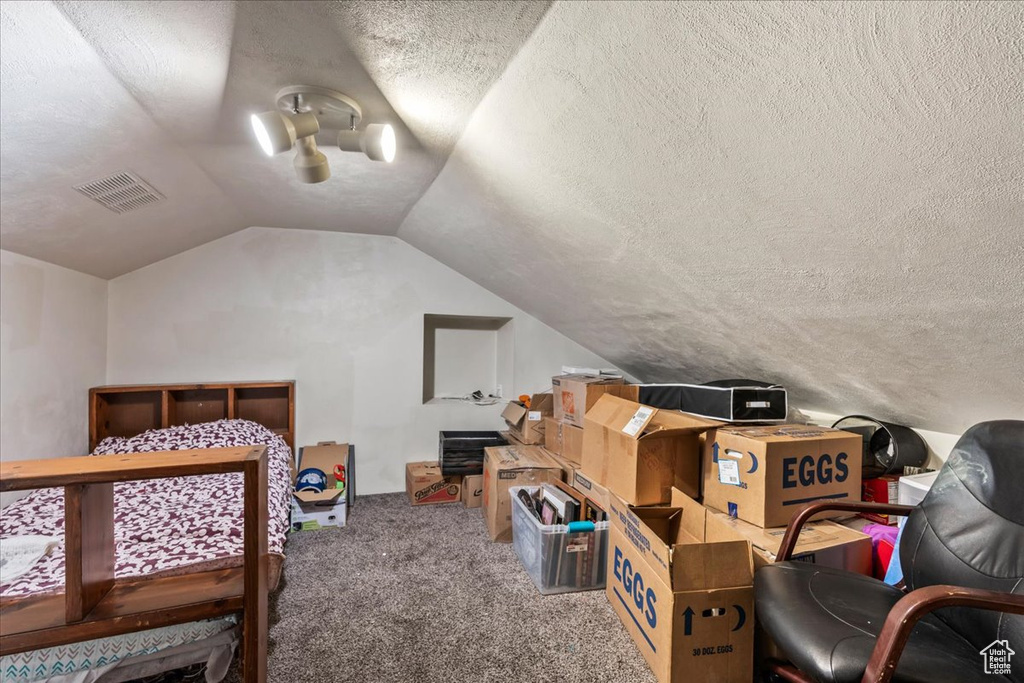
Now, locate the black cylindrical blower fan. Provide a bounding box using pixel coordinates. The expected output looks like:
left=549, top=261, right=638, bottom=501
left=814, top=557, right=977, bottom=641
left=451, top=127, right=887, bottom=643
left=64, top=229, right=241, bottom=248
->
left=831, top=415, right=928, bottom=479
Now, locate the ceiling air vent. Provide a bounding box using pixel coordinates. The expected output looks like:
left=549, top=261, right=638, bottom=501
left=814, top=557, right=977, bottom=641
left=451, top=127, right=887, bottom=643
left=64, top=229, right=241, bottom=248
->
left=74, top=172, right=164, bottom=214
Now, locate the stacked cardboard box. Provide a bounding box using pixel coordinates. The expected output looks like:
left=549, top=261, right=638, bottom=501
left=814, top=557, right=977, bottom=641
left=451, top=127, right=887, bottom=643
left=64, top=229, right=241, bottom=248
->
left=481, top=444, right=562, bottom=542
left=405, top=461, right=462, bottom=506
left=501, top=394, right=554, bottom=445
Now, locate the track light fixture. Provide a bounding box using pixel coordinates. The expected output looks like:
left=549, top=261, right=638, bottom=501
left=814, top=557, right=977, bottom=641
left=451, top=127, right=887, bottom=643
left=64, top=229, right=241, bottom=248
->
left=250, top=85, right=397, bottom=184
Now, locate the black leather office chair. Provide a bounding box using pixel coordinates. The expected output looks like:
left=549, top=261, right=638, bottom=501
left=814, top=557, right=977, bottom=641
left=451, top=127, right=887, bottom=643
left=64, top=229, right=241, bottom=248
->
left=756, top=420, right=1024, bottom=683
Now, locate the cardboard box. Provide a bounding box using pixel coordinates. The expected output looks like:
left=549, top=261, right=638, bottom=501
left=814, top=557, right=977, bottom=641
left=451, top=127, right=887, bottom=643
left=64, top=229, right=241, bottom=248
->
left=703, top=425, right=863, bottom=528
left=405, top=461, right=462, bottom=506
left=607, top=491, right=754, bottom=683
left=582, top=394, right=718, bottom=505
left=291, top=442, right=350, bottom=530
left=861, top=475, right=901, bottom=525
left=705, top=510, right=872, bottom=574
left=543, top=417, right=585, bottom=464
left=501, top=394, right=553, bottom=444
left=461, top=473, right=483, bottom=508
left=572, top=469, right=611, bottom=512
left=552, top=374, right=628, bottom=427
left=482, top=445, right=562, bottom=542
left=542, top=447, right=578, bottom=482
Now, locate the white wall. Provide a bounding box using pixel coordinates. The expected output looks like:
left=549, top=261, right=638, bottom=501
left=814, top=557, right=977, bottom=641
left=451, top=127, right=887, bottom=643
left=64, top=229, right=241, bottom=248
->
left=0, top=250, right=108, bottom=506
left=106, top=227, right=611, bottom=494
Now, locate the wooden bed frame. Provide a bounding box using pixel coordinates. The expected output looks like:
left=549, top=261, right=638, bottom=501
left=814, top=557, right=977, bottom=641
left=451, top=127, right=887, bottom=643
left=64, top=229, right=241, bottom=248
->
left=0, top=380, right=297, bottom=682
left=0, top=447, right=269, bottom=683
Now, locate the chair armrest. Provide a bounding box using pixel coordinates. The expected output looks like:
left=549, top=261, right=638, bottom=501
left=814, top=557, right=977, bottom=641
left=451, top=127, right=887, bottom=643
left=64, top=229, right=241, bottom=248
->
left=862, top=584, right=1024, bottom=683
left=776, top=500, right=916, bottom=561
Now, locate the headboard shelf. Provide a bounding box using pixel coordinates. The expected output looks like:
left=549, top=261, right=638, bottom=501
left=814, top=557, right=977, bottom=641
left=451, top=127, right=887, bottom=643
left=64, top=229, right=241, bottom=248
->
left=90, top=381, right=295, bottom=451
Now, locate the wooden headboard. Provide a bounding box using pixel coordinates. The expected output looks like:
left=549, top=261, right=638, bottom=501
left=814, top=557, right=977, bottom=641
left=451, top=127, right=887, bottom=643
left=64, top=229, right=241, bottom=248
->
left=89, top=381, right=295, bottom=451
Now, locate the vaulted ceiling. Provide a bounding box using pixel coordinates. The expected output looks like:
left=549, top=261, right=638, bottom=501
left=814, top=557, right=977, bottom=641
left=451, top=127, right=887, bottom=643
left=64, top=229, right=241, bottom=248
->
left=2, top=1, right=1022, bottom=433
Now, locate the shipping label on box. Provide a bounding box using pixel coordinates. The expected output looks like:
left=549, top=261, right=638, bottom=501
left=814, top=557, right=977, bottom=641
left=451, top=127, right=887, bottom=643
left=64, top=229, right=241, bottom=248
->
left=502, top=394, right=553, bottom=445
left=606, top=493, right=753, bottom=683
left=405, top=461, right=462, bottom=506
left=703, top=425, right=862, bottom=528
left=461, top=474, right=483, bottom=508
left=482, top=445, right=562, bottom=542
left=551, top=374, right=628, bottom=428
left=582, top=395, right=717, bottom=505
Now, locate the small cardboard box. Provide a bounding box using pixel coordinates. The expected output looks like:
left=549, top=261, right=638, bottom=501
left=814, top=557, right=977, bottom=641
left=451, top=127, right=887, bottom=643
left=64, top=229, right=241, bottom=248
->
left=291, top=443, right=350, bottom=530
left=582, top=394, right=719, bottom=505
left=705, top=510, right=872, bottom=574
left=544, top=416, right=562, bottom=455
left=406, top=461, right=462, bottom=506
left=482, top=445, right=562, bottom=542
left=501, top=394, right=553, bottom=445
left=551, top=374, right=628, bottom=428
left=703, top=425, right=863, bottom=528
left=461, top=473, right=483, bottom=508
left=607, top=491, right=754, bottom=683
left=861, top=475, right=901, bottom=525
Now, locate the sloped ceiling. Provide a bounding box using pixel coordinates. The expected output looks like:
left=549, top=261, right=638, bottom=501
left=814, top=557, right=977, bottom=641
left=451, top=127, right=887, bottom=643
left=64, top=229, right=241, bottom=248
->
left=398, top=1, right=1024, bottom=433
left=0, top=0, right=550, bottom=277
left=1, top=1, right=1021, bottom=433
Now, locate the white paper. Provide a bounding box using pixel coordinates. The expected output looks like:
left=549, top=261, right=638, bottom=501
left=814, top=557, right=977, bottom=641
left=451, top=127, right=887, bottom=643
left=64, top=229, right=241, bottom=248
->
left=622, top=406, right=655, bottom=437
left=718, top=459, right=741, bottom=486
left=528, top=411, right=542, bottom=422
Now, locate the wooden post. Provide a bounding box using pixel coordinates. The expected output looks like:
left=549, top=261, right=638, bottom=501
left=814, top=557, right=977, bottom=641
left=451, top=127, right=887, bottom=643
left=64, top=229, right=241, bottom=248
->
left=242, top=448, right=268, bottom=683
left=65, top=483, right=115, bottom=622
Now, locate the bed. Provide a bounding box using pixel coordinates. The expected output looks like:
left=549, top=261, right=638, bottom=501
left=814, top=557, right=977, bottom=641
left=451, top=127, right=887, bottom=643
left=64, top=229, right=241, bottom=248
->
left=1, top=385, right=295, bottom=683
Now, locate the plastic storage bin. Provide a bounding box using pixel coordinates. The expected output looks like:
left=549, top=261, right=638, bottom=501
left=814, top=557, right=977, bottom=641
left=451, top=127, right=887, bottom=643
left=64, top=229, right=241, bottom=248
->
left=898, top=470, right=939, bottom=506
left=510, top=486, right=609, bottom=595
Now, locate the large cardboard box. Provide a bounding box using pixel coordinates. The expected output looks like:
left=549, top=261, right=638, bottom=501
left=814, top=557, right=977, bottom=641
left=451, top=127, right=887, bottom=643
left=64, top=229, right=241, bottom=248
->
left=291, top=443, right=349, bottom=530
left=501, top=394, right=553, bottom=445
left=543, top=417, right=585, bottom=464
left=552, top=374, right=629, bottom=427
left=461, top=473, right=483, bottom=508
left=705, top=510, right=872, bottom=574
left=543, top=447, right=578, bottom=482
left=405, top=461, right=462, bottom=506
left=582, top=395, right=718, bottom=505
left=572, top=469, right=611, bottom=512
left=482, top=445, right=562, bottom=542
left=607, top=491, right=754, bottom=683
left=703, top=425, right=862, bottom=528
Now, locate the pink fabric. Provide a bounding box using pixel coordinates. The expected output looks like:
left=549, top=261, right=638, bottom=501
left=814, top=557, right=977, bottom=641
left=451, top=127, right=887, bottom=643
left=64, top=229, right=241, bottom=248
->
left=1, top=419, right=291, bottom=597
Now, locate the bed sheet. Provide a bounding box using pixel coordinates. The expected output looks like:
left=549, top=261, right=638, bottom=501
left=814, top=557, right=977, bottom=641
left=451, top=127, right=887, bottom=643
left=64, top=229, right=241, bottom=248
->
left=0, top=419, right=292, bottom=597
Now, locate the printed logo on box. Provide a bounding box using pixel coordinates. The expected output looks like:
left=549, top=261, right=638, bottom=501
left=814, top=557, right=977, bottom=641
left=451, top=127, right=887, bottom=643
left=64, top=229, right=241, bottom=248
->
left=980, top=639, right=1015, bottom=676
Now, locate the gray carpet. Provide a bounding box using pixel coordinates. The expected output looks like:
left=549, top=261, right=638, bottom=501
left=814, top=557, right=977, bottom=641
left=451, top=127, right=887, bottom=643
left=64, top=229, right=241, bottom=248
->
left=226, top=493, right=657, bottom=682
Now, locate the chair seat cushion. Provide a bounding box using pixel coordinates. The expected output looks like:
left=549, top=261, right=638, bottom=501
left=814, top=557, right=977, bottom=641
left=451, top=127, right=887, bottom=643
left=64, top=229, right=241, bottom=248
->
left=755, top=562, right=1001, bottom=683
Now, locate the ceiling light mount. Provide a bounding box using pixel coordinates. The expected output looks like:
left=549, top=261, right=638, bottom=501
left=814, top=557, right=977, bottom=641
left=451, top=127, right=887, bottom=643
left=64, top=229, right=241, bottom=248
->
left=274, top=85, right=362, bottom=130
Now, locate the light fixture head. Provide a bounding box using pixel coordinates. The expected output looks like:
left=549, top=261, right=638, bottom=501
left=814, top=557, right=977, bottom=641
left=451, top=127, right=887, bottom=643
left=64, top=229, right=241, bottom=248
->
left=250, top=111, right=319, bottom=156
left=293, top=137, right=330, bottom=184
left=336, top=123, right=397, bottom=163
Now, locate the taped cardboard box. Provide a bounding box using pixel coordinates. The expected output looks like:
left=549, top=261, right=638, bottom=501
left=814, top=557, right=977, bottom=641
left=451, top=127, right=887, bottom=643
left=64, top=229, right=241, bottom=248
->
left=542, top=447, right=579, bottom=482
left=582, top=394, right=719, bottom=505
left=543, top=417, right=585, bottom=464
left=406, top=461, right=462, bottom=506
left=572, top=469, right=611, bottom=512
left=482, top=445, right=562, bottom=542
left=291, top=442, right=350, bottom=530
left=501, top=394, right=553, bottom=445
left=552, top=374, right=629, bottom=428
left=607, top=490, right=754, bottom=683
left=705, top=510, right=872, bottom=574
left=461, top=473, right=483, bottom=508
left=703, top=425, right=862, bottom=528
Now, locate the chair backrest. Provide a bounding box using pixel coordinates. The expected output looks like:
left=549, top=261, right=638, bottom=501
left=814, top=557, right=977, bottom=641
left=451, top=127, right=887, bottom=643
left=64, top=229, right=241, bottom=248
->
left=900, top=420, right=1024, bottom=652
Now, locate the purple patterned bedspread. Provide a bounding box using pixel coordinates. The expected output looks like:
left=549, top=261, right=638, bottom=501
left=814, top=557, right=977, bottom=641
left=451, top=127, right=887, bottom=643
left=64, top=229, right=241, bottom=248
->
left=0, top=419, right=292, bottom=598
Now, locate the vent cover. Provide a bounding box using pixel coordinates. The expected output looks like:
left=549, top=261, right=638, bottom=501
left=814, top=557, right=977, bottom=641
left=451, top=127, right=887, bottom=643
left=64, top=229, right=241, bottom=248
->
left=74, top=172, right=164, bottom=214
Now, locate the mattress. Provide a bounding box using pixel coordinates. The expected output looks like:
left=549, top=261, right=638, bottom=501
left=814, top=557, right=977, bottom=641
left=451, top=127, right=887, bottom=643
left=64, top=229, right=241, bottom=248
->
left=0, top=419, right=293, bottom=681
left=1, top=419, right=292, bottom=597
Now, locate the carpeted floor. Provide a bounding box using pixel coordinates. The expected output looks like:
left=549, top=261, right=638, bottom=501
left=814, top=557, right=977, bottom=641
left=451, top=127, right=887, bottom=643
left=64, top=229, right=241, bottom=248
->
left=224, top=493, right=657, bottom=683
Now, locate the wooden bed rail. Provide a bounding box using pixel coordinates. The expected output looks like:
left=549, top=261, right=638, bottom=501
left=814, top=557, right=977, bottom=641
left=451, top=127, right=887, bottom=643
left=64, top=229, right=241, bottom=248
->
left=0, top=447, right=268, bottom=683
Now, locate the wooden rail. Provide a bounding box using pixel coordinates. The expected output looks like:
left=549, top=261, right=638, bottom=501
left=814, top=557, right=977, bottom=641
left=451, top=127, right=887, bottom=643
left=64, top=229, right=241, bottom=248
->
left=0, top=446, right=268, bottom=683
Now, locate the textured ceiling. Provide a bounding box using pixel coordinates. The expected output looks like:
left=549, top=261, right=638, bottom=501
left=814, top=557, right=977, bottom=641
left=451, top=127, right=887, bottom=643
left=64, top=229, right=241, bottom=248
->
left=398, top=1, right=1024, bottom=433
left=0, top=0, right=549, bottom=277
left=1, top=1, right=1021, bottom=433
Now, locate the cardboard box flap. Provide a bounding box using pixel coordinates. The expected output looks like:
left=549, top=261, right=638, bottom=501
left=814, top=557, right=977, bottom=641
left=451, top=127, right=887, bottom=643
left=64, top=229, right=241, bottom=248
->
left=669, top=538, right=753, bottom=590
left=484, top=444, right=560, bottom=470
left=501, top=401, right=529, bottom=426
left=588, top=394, right=715, bottom=441
left=717, top=424, right=853, bottom=443
left=294, top=442, right=349, bottom=504
left=705, top=510, right=861, bottom=558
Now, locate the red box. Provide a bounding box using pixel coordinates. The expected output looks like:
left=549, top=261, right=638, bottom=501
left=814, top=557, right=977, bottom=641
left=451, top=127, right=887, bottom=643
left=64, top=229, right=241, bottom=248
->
left=861, top=475, right=901, bottom=525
